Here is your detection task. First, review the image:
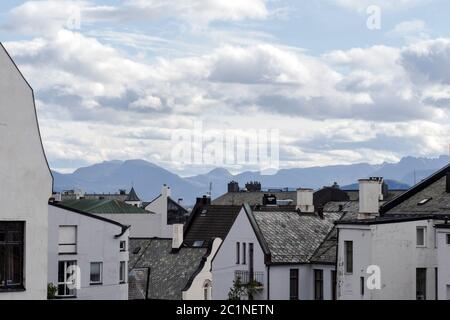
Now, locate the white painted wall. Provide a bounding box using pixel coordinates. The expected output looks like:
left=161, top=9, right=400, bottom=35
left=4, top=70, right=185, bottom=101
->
left=436, top=228, right=450, bottom=300
left=0, top=44, right=53, bottom=300
left=337, top=220, right=437, bottom=300
left=94, top=213, right=161, bottom=238
left=212, top=208, right=267, bottom=300
left=145, top=185, right=172, bottom=238
left=182, top=238, right=222, bottom=300
left=48, top=205, right=129, bottom=300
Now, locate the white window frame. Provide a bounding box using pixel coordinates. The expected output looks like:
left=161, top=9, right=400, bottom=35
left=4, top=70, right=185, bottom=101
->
left=119, top=261, right=127, bottom=284
left=90, top=262, right=103, bottom=285
left=58, top=225, right=77, bottom=254
left=417, top=227, right=427, bottom=247
left=57, top=260, right=77, bottom=298
left=120, top=240, right=126, bottom=252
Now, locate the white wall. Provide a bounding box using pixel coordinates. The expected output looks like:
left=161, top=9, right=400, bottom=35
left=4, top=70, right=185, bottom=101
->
left=437, top=228, right=450, bottom=300
left=182, top=238, right=222, bottom=300
left=94, top=213, right=161, bottom=238
left=145, top=186, right=172, bottom=238
left=0, top=44, right=53, bottom=300
left=212, top=208, right=267, bottom=300
left=48, top=205, right=129, bottom=300
left=337, top=220, right=437, bottom=300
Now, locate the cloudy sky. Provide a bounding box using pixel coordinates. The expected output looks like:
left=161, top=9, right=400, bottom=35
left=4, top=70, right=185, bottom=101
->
left=1, top=0, right=450, bottom=175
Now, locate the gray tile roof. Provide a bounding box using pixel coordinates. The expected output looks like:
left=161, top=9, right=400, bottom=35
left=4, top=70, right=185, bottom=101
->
left=384, top=175, right=450, bottom=216
left=128, top=238, right=207, bottom=300
left=252, top=211, right=342, bottom=264
left=212, top=191, right=296, bottom=206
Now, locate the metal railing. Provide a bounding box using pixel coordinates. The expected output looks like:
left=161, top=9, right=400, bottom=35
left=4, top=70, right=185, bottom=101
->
left=234, top=270, right=264, bottom=287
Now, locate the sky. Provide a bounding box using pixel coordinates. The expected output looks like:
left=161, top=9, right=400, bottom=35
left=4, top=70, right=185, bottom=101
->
left=1, top=0, right=450, bottom=176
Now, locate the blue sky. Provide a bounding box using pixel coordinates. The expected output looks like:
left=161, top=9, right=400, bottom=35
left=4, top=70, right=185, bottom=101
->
left=1, top=0, right=450, bottom=175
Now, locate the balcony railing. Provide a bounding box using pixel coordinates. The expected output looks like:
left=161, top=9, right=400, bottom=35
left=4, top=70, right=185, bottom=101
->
left=234, top=270, right=264, bottom=288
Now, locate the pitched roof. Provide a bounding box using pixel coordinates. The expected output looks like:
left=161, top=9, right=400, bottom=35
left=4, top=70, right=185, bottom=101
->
left=60, top=199, right=151, bottom=214
left=183, top=205, right=241, bottom=247
left=125, top=187, right=141, bottom=202
left=380, top=164, right=450, bottom=217
left=212, top=191, right=296, bottom=206
left=249, top=207, right=342, bottom=264
left=128, top=238, right=207, bottom=300
left=310, top=227, right=339, bottom=264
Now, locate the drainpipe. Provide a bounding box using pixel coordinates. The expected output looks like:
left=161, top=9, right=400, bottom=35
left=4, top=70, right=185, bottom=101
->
left=267, top=265, right=270, bottom=300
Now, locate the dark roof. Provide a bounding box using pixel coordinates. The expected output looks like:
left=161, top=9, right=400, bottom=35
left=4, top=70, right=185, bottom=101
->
left=246, top=205, right=342, bottom=265
left=128, top=238, right=207, bottom=300
left=60, top=199, right=151, bottom=214
left=183, top=205, right=241, bottom=247
left=167, top=197, right=189, bottom=224
left=126, top=187, right=141, bottom=202
left=212, top=191, right=296, bottom=206
left=310, top=227, right=338, bottom=264
left=380, top=164, right=450, bottom=217
left=313, top=187, right=349, bottom=208
left=49, top=202, right=129, bottom=237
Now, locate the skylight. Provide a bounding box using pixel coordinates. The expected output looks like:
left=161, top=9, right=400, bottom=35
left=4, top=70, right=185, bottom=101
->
left=193, top=241, right=204, bottom=247
left=417, top=198, right=432, bottom=206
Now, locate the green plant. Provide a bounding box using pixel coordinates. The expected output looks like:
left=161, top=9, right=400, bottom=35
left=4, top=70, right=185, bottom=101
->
left=47, top=283, right=57, bottom=300
left=228, top=277, right=245, bottom=300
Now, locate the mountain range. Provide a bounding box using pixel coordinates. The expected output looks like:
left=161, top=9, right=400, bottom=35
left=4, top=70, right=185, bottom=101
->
left=52, top=155, right=450, bottom=205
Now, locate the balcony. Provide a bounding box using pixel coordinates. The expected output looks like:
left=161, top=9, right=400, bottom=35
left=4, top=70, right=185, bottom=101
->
left=234, top=270, right=264, bottom=288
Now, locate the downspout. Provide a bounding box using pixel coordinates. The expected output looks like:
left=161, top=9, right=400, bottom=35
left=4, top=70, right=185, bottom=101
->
left=267, top=264, right=270, bottom=300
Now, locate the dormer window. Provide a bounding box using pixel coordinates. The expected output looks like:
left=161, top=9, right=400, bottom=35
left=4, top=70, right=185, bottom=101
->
left=418, top=198, right=432, bottom=206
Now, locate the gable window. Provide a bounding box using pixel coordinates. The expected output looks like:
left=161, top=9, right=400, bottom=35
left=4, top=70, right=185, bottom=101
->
left=59, top=226, right=77, bottom=254
left=236, top=242, right=240, bottom=264
left=119, top=261, right=127, bottom=284
left=120, top=241, right=126, bottom=252
left=344, top=241, right=353, bottom=274
left=57, top=260, right=77, bottom=297
left=0, top=222, right=24, bottom=291
left=90, top=262, right=103, bottom=285
left=289, top=269, right=299, bottom=300
left=314, top=269, right=324, bottom=300
left=417, top=227, right=426, bottom=247
left=242, top=243, right=247, bottom=265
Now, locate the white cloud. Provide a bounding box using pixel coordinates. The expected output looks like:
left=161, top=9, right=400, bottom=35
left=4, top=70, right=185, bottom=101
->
left=330, top=0, right=430, bottom=12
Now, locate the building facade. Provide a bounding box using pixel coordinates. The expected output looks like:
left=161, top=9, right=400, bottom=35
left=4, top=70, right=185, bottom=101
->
left=48, top=203, right=129, bottom=299
left=0, top=43, right=53, bottom=299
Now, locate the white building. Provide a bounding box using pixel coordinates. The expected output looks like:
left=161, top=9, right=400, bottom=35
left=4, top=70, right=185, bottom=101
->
left=336, top=166, right=450, bottom=300
left=212, top=189, right=341, bottom=300
left=48, top=203, right=129, bottom=299
left=0, top=43, right=53, bottom=299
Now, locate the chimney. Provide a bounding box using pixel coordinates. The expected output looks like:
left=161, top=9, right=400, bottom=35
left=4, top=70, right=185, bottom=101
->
left=358, top=177, right=383, bottom=219
left=196, top=195, right=211, bottom=206
left=172, top=224, right=183, bottom=250
left=162, top=184, right=171, bottom=198
left=296, top=188, right=314, bottom=213
left=446, top=172, right=450, bottom=193
left=178, top=198, right=183, bottom=206
left=228, top=181, right=240, bottom=193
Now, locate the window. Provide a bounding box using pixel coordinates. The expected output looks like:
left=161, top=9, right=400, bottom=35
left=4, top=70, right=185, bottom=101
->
left=120, top=241, right=126, bottom=252
left=314, top=269, right=324, bottom=300
left=203, top=280, right=212, bottom=300
left=344, top=241, right=353, bottom=274
left=446, top=234, right=450, bottom=245
left=360, top=277, right=365, bottom=297
left=58, top=226, right=77, bottom=254
left=0, top=222, right=24, bottom=290
left=417, top=227, right=426, bottom=247
left=242, top=243, right=247, bottom=265
left=119, top=261, right=126, bottom=284
left=435, top=268, right=438, bottom=301
left=57, top=261, right=77, bottom=297
left=416, top=268, right=427, bottom=300
left=289, top=269, right=299, bottom=300
left=90, top=262, right=103, bottom=285
left=193, top=240, right=204, bottom=247
left=236, top=242, right=240, bottom=264
left=331, top=270, right=337, bottom=300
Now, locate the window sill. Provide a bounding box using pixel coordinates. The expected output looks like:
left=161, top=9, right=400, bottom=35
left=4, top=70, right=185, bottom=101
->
left=90, top=282, right=103, bottom=286
left=0, top=286, right=26, bottom=293
left=54, top=296, right=77, bottom=299
left=119, top=281, right=127, bottom=285
left=59, top=252, right=78, bottom=255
